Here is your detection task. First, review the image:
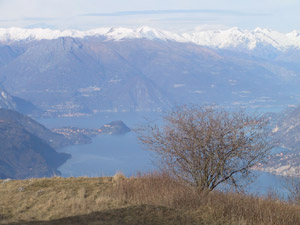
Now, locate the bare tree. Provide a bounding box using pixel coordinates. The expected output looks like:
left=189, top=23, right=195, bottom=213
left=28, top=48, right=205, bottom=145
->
left=137, top=105, right=272, bottom=192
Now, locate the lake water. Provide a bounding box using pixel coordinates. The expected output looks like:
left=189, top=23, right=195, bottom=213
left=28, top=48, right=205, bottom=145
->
left=38, top=112, right=161, bottom=177
left=38, top=112, right=291, bottom=197
left=56, top=132, right=155, bottom=177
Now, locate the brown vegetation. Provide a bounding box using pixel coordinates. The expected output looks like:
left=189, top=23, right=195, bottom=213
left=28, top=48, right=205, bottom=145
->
left=1, top=172, right=300, bottom=225
left=137, top=105, right=271, bottom=192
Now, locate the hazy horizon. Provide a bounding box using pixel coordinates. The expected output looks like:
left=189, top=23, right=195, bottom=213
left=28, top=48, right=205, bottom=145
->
left=0, top=0, right=299, bottom=32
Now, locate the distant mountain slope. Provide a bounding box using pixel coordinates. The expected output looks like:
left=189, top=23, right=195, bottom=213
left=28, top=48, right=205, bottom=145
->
left=0, top=109, right=70, bottom=149
left=0, top=87, right=16, bottom=109
left=254, top=105, right=300, bottom=177
left=0, top=111, right=70, bottom=179
left=0, top=27, right=300, bottom=116
left=271, top=105, right=300, bottom=151
left=0, top=87, right=42, bottom=116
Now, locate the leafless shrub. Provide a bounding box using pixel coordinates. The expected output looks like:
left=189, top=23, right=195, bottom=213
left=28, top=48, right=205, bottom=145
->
left=136, top=105, right=272, bottom=192
left=284, top=175, right=300, bottom=204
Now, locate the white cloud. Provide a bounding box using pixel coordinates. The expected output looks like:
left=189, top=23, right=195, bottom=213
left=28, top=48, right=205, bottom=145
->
left=0, top=0, right=299, bottom=31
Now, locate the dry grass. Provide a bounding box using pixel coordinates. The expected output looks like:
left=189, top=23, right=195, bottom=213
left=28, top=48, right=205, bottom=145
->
left=6, top=205, right=196, bottom=225
left=111, top=172, right=300, bottom=225
left=1, top=172, right=300, bottom=225
left=0, top=176, right=119, bottom=224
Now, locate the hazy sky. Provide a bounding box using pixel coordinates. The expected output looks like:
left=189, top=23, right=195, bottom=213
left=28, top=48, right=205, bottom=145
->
left=0, top=0, right=299, bottom=32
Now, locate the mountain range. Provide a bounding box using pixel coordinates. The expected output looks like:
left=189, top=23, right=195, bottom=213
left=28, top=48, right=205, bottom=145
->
left=253, top=105, right=300, bottom=177
left=0, top=26, right=300, bottom=116
left=1, top=26, right=300, bottom=51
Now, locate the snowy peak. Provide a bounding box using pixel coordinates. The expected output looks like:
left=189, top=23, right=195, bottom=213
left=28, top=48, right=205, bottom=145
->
left=1, top=26, right=300, bottom=51
left=0, top=26, right=186, bottom=43
left=133, top=26, right=186, bottom=41
left=183, top=27, right=300, bottom=50
left=91, top=26, right=185, bottom=41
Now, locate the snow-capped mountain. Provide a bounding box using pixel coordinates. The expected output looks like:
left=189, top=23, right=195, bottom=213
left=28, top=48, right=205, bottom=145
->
left=183, top=27, right=300, bottom=51
left=1, top=26, right=300, bottom=51
left=0, top=26, right=186, bottom=43
left=1, top=26, right=300, bottom=116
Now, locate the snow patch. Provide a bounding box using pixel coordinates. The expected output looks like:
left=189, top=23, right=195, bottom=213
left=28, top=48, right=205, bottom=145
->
left=174, top=84, right=185, bottom=88
left=272, top=126, right=279, bottom=133
left=1, top=91, right=7, bottom=99
left=78, top=86, right=101, bottom=93
left=109, top=79, right=122, bottom=83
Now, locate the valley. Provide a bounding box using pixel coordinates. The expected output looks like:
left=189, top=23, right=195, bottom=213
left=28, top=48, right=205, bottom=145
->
left=1, top=26, right=300, bottom=189
left=1, top=27, right=300, bottom=117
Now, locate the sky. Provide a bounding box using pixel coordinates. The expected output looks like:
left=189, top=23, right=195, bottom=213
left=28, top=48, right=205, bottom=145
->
left=0, top=0, right=299, bottom=32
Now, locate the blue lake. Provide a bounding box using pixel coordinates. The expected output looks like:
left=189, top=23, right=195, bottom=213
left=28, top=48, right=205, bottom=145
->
left=38, top=112, right=160, bottom=177
left=56, top=132, right=155, bottom=177
left=38, top=112, right=291, bottom=197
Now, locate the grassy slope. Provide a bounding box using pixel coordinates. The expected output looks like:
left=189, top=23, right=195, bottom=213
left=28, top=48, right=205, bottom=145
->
left=8, top=205, right=196, bottom=225
left=1, top=173, right=300, bottom=225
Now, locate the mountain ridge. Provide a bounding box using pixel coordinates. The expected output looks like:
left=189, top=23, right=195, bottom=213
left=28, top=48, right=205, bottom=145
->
left=0, top=108, right=70, bottom=149
left=1, top=26, right=300, bottom=51
left=0, top=109, right=71, bottom=179
left=0, top=87, right=42, bottom=116
left=0, top=36, right=299, bottom=116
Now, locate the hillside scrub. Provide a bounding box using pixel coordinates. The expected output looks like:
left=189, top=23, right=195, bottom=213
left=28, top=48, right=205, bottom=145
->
left=137, top=105, right=272, bottom=192
left=1, top=173, right=300, bottom=225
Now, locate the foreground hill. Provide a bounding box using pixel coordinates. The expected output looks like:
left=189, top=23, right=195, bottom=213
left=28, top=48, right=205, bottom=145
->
left=0, top=109, right=70, bottom=179
left=0, top=109, right=133, bottom=179
left=0, top=174, right=299, bottom=225
left=0, top=121, right=70, bottom=179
